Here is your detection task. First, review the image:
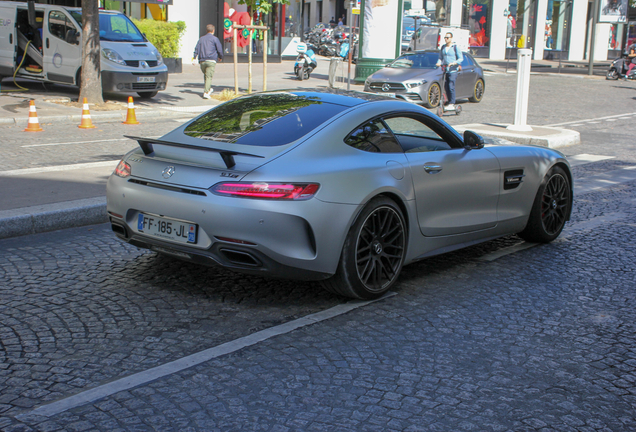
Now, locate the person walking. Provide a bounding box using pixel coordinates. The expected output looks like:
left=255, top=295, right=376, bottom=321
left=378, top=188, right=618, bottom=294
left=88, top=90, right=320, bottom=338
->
left=435, top=32, right=463, bottom=109
left=193, top=24, right=223, bottom=99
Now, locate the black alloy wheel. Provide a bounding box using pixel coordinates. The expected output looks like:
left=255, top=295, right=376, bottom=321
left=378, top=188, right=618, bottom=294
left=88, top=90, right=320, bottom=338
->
left=469, top=78, right=485, bottom=102
left=539, top=172, right=569, bottom=235
left=426, top=83, right=441, bottom=108
left=518, top=166, right=571, bottom=243
left=323, top=197, right=407, bottom=299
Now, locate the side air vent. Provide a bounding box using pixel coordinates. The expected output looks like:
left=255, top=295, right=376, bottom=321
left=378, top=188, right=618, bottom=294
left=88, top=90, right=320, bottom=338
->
left=504, top=169, right=525, bottom=190
left=128, top=179, right=207, bottom=196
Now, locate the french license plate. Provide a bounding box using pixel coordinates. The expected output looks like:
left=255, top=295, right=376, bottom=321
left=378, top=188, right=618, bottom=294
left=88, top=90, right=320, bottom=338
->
left=137, top=76, right=156, bottom=83
left=137, top=213, right=197, bottom=244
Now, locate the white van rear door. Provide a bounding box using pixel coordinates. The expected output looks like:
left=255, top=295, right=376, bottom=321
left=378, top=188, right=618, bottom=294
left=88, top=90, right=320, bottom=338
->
left=0, top=4, right=17, bottom=77
left=43, top=8, right=80, bottom=84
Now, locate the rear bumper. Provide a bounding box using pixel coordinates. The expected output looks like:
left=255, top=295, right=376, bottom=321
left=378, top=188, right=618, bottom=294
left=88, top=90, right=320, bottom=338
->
left=106, top=174, right=359, bottom=280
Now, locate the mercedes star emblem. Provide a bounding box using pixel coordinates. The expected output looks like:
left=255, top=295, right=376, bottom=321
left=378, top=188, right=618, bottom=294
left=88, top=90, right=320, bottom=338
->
left=382, top=83, right=391, bottom=92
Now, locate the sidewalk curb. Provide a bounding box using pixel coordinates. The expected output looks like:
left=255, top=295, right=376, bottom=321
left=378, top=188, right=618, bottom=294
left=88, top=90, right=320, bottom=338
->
left=454, top=123, right=580, bottom=148
left=0, top=197, right=107, bottom=239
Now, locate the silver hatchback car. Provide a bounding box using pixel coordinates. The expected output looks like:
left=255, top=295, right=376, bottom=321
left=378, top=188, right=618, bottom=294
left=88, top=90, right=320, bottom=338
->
left=364, top=50, right=485, bottom=108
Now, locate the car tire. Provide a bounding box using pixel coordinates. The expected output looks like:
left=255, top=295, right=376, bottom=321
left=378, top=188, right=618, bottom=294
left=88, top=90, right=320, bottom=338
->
left=425, top=83, right=441, bottom=108
left=137, top=91, right=158, bottom=99
left=322, top=196, right=407, bottom=299
left=469, top=78, right=485, bottom=102
left=518, top=166, right=571, bottom=243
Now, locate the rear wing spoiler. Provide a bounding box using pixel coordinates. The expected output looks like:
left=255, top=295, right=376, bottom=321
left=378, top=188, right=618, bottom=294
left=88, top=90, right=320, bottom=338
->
left=126, top=135, right=264, bottom=169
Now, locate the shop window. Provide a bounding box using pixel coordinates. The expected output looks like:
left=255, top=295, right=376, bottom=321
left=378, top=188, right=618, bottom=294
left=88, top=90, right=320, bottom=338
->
left=463, top=0, right=491, bottom=47
left=506, top=0, right=537, bottom=49
left=608, top=23, right=625, bottom=52
left=627, top=21, right=636, bottom=47
left=544, top=0, right=571, bottom=53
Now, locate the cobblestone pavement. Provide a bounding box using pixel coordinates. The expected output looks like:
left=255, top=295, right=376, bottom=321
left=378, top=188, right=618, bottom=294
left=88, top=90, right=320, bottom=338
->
left=1, top=74, right=636, bottom=431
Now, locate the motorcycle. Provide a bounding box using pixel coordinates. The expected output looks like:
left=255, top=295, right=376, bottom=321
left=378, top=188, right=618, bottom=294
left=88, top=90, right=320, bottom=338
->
left=606, top=54, right=636, bottom=80
left=294, top=43, right=317, bottom=80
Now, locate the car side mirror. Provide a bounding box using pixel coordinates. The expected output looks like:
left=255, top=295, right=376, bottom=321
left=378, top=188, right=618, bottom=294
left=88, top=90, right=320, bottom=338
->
left=463, top=130, right=484, bottom=150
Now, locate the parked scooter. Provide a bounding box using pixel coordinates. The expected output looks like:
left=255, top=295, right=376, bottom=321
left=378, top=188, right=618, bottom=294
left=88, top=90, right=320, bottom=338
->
left=294, top=43, right=317, bottom=80
left=607, top=54, right=636, bottom=80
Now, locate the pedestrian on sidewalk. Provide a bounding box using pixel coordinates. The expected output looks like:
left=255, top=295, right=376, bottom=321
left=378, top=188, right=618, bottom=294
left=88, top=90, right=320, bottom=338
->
left=193, top=24, right=224, bottom=99
left=436, top=32, right=463, bottom=109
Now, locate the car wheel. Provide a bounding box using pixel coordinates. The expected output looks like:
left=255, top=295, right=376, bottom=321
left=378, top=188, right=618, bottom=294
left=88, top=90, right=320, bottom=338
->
left=322, top=197, right=407, bottom=299
left=469, top=78, right=485, bottom=102
left=606, top=69, right=619, bottom=80
left=518, top=166, right=571, bottom=243
left=425, top=83, right=441, bottom=108
left=137, top=91, right=158, bottom=99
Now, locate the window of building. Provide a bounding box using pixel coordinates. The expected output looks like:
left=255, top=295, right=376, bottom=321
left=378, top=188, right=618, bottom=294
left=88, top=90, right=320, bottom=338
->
left=544, top=0, right=571, bottom=56
left=507, top=0, right=537, bottom=49
left=463, top=0, right=491, bottom=48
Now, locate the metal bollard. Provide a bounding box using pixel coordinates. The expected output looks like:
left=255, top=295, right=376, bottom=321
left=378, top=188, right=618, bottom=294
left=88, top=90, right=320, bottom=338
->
left=507, top=48, right=533, bottom=132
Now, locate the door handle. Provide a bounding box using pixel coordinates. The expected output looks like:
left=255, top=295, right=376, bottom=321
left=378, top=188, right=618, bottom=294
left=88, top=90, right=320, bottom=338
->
left=423, top=163, right=442, bottom=174
left=46, top=38, right=49, bottom=49
left=9, top=34, right=12, bottom=44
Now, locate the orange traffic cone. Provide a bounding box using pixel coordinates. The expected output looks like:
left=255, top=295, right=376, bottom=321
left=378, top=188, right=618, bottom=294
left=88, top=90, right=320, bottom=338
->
left=78, top=97, right=96, bottom=129
left=123, top=96, right=140, bottom=125
left=24, top=100, right=43, bottom=132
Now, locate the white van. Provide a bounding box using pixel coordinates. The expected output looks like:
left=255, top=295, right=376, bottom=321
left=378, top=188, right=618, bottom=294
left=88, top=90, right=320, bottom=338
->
left=0, top=1, right=167, bottom=98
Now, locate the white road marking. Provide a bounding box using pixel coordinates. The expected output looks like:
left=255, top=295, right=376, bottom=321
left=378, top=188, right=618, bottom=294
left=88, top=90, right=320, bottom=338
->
left=574, top=165, right=636, bottom=195
left=17, top=293, right=397, bottom=419
left=567, top=154, right=615, bottom=167
left=546, top=112, right=636, bottom=127
left=0, top=161, right=120, bottom=176
left=478, top=212, right=629, bottom=262
left=478, top=165, right=636, bottom=262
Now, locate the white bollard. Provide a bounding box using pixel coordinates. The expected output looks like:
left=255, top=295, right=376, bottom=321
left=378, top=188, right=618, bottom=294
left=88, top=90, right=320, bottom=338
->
left=507, top=48, right=533, bottom=132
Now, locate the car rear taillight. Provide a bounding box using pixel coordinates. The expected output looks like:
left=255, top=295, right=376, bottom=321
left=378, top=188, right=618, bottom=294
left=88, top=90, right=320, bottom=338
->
left=114, top=160, right=131, bottom=178
left=211, top=182, right=320, bottom=200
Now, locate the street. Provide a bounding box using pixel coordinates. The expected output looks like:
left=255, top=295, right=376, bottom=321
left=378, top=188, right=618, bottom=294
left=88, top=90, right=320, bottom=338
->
left=1, top=70, right=636, bottom=431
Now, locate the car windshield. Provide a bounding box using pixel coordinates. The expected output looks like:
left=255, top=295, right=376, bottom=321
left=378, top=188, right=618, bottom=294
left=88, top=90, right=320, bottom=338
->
left=389, top=52, right=438, bottom=69
left=183, top=93, right=348, bottom=146
left=69, top=11, right=145, bottom=42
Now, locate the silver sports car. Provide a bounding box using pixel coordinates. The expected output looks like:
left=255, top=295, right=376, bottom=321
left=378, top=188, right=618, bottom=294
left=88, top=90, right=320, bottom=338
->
left=363, top=50, right=485, bottom=108
left=106, top=90, right=572, bottom=299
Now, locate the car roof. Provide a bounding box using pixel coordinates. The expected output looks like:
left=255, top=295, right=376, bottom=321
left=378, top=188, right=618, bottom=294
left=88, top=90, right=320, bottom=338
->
left=261, top=89, right=403, bottom=107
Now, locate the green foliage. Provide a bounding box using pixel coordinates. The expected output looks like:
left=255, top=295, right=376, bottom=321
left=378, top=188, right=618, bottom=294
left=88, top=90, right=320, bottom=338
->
left=132, top=19, right=186, bottom=58
left=237, top=0, right=289, bottom=15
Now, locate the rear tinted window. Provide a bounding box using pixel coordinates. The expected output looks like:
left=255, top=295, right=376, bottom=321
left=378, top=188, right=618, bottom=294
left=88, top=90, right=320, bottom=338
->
left=183, top=93, right=348, bottom=146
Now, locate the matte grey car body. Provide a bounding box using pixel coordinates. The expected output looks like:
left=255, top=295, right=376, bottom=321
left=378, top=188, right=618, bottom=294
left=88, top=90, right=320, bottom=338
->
left=106, top=90, right=572, bottom=299
left=364, top=50, right=485, bottom=108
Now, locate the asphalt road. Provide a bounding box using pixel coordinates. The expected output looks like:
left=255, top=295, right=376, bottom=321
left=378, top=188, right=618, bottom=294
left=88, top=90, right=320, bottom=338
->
left=1, top=71, right=636, bottom=431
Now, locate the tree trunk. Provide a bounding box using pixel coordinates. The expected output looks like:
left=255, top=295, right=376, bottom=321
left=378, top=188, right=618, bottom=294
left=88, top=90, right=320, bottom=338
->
left=79, top=0, right=104, bottom=104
